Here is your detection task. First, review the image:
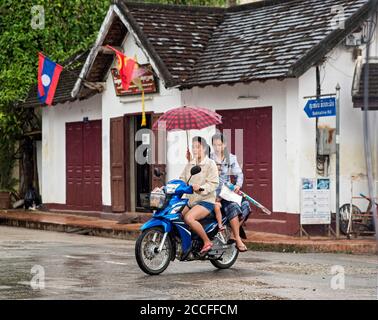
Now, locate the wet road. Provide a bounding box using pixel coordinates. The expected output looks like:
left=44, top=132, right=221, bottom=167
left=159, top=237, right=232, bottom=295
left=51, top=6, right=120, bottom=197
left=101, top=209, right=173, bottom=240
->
left=0, top=226, right=377, bottom=300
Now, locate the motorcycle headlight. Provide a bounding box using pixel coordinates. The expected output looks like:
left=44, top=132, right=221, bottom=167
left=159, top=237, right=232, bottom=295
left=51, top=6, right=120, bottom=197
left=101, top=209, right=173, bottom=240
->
left=165, top=183, right=180, bottom=194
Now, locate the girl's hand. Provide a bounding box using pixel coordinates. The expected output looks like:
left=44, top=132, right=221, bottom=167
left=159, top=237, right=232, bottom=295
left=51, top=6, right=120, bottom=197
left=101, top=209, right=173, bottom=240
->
left=234, top=186, right=241, bottom=193
left=186, top=149, right=192, bottom=162
left=192, top=184, right=201, bottom=192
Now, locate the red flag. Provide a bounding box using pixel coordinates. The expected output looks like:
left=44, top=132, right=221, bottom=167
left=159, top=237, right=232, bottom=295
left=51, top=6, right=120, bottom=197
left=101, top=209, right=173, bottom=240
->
left=38, top=53, right=45, bottom=97
left=37, top=52, right=63, bottom=106
left=107, top=45, right=136, bottom=91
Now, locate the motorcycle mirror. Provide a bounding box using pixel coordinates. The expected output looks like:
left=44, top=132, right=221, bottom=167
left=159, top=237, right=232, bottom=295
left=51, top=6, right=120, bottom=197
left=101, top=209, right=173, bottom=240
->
left=190, top=166, right=201, bottom=176
left=154, top=167, right=161, bottom=177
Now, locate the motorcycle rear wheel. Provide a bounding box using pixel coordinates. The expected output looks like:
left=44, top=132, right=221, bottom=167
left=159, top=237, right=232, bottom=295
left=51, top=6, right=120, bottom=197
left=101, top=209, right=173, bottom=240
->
left=135, top=227, right=172, bottom=275
left=210, top=226, right=239, bottom=269
left=210, top=247, right=239, bottom=269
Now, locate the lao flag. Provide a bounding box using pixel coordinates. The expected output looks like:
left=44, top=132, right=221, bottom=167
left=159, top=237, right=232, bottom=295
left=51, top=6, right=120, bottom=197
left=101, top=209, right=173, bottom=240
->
left=38, top=53, right=63, bottom=106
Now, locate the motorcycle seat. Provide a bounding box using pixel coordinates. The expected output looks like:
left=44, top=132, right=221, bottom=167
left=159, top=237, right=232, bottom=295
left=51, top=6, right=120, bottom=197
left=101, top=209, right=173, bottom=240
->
left=199, top=213, right=217, bottom=227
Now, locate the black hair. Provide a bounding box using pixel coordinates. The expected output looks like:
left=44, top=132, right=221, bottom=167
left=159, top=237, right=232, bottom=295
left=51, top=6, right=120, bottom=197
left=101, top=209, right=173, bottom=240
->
left=211, top=132, right=231, bottom=166
left=211, top=133, right=226, bottom=145
left=192, top=136, right=210, bottom=156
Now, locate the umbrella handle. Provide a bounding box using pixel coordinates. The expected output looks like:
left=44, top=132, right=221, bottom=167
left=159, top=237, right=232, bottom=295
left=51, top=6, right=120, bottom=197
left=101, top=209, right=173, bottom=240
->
left=186, top=131, right=191, bottom=162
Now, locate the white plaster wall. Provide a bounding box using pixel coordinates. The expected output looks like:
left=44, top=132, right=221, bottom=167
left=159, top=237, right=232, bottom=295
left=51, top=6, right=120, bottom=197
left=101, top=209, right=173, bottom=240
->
left=41, top=95, right=102, bottom=204
left=298, top=41, right=378, bottom=213
left=36, top=141, right=42, bottom=194
left=285, top=78, right=301, bottom=213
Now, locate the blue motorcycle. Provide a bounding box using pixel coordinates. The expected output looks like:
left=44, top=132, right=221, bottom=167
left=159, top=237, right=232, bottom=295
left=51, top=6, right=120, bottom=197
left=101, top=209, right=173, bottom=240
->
left=135, top=166, right=239, bottom=275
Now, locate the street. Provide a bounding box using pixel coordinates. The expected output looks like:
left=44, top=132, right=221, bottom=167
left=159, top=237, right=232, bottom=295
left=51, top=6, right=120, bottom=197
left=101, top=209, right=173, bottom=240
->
left=0, top=226, right=376, bottom=300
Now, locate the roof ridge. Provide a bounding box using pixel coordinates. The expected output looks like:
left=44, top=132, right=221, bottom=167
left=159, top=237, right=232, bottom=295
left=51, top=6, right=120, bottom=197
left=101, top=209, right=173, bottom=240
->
left=62, top=50, right=90, bottom=69
left=226, top=0, right=301, bottom=12
left=117, top=1, right=226, bottom=13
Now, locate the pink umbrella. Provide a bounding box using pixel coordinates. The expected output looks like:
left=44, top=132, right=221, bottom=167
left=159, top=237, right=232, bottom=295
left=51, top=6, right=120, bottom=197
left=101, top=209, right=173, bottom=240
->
left=152, top=106, right=222, bottom=149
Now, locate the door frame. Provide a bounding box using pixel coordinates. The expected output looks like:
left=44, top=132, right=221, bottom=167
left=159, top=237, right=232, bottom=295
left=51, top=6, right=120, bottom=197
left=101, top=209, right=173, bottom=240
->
left=111, top=111, right=165, bottom=213
left=124, top=112, right=154, bottom=212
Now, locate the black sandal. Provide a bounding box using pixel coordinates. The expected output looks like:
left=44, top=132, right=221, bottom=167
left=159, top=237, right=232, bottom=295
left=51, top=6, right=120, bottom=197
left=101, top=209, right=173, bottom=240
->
left=236, top=244, right=248, bottom=252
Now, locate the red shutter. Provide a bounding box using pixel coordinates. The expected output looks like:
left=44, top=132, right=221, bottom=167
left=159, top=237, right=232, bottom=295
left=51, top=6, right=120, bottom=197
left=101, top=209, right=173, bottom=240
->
left=66, top=120, right=102, bottom=211
left=110, top=117, right=125, bottom=212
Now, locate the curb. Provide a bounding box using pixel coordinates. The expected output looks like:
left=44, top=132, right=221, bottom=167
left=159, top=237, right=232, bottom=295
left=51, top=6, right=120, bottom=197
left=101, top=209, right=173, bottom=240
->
left=245, top=241, right=378, bottom=255
left=0, top=217, right=141, bottom=240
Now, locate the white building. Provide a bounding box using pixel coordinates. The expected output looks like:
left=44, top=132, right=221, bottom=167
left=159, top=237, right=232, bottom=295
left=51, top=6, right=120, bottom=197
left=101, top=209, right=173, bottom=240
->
left=23, top=0, right=378, bottom=235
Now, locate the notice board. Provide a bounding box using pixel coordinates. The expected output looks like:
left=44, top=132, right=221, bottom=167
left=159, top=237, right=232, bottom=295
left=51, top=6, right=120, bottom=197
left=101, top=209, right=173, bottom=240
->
left=301, top=178, right=331, bottom=225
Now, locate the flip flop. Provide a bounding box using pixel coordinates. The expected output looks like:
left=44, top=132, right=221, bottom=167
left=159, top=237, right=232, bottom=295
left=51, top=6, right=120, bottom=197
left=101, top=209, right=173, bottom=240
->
left=200, top=243, right=213, bottom=254
left=236, top=244, right=248, bottom=252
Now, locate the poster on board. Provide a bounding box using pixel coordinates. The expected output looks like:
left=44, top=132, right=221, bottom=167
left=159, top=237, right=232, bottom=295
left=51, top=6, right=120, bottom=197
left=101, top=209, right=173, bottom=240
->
left=300, top=178, right=331, bottom=225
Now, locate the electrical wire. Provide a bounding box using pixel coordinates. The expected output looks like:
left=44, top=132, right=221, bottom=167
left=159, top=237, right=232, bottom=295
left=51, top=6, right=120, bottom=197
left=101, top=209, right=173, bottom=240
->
left=327, top=59, right=354, bottom=78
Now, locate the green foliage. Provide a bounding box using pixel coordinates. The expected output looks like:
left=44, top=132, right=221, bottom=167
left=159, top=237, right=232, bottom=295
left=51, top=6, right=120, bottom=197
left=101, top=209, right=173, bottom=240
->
left=0, top=0, right=111, bottom=192
left=0, top=0, right=111, bottom=110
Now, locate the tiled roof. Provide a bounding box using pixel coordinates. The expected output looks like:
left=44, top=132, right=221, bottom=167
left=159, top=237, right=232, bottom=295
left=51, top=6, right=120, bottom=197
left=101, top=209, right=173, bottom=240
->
left=21, top=51, right=92, bottom=108
left=185, top=0, right=372, bottom=87
left=353, top=63, right=378, bottom=110
left=127, top=3, right=224, bottom=83
left=29, top=0, right=373, bottom=107
left=116, top=0, right=374, bottom=88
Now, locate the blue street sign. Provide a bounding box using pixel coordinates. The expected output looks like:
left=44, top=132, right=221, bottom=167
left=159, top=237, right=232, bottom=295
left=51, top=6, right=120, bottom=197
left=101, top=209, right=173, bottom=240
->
left=304, top=97, right=336, bottom=118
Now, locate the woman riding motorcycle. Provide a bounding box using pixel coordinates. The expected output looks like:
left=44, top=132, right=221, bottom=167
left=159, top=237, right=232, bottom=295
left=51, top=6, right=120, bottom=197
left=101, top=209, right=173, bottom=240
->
left=179, top=136, right=219, bottom=254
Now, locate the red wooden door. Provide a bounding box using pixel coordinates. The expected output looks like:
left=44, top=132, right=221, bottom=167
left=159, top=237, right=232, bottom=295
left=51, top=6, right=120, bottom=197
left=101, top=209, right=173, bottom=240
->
left=66, top=123, right=84, bottom=209
left=217, top=107, right=272, bottom=215
left=110, top=117, right=125, bottom=212
left=66, top=120, right=102, bottom=211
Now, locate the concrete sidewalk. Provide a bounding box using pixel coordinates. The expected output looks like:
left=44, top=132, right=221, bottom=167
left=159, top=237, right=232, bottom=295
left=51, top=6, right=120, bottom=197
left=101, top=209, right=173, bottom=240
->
left=0, top=210, right=376, bottom=255
left=0, top=210, right=143, bottom=240
left=244, top=230, right=377, bottom=255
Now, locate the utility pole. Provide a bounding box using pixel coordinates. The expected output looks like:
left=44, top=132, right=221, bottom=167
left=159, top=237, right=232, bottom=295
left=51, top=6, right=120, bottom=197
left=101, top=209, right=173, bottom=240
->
left=316, top=66, right=321, bottom=175
left=336, top=83, right=341, bottom=239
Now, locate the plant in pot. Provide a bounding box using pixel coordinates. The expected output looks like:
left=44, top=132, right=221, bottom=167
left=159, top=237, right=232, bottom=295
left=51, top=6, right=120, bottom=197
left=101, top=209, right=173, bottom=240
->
left=0, top=139, right=17, bottom=210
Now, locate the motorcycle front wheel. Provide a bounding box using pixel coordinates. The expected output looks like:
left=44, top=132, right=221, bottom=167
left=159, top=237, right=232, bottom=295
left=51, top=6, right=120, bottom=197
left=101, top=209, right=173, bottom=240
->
left=135, top=227, right=172, bottom=275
